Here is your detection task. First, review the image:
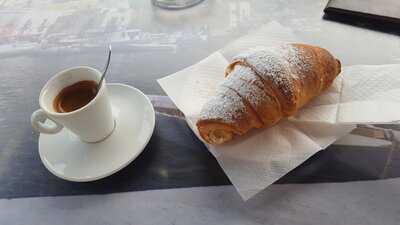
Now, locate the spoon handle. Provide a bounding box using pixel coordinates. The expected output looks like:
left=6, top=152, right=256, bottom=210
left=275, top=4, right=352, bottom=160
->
left=98, top=45, right=112, bottom=90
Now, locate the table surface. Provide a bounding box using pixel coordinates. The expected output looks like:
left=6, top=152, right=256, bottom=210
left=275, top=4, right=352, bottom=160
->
left=0, top=0, right=400, bottom=224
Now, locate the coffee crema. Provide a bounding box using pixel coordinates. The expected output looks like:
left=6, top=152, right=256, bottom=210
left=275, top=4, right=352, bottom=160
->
left=53, top=80, right=98, bottom=113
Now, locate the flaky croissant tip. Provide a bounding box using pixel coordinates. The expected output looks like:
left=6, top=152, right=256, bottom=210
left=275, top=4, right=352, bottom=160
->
left=197, top=121, right=234, bottom=145
left=336, top=59, right=341, bottom=74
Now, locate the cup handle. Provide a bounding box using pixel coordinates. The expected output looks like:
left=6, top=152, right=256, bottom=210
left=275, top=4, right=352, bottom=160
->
left=31, top=109, right=63, bottom=134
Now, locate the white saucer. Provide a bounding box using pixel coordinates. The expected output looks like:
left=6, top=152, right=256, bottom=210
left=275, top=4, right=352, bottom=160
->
left=39, top=83, right=155, bottom=182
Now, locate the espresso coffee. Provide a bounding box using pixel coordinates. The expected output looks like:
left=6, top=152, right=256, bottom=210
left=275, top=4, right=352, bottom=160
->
left=54, top=80, right=98, bottom=113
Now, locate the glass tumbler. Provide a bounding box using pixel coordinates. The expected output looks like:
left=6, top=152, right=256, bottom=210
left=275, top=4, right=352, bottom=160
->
left=152, top=0, right=204, bottom=9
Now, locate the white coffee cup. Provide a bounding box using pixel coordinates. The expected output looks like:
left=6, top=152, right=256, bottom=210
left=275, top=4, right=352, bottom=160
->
left=31, top=66, right=115, bottom=143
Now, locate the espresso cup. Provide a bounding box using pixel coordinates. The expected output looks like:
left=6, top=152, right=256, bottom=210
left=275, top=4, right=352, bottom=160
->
left=31, top=66, right=115, bottom=143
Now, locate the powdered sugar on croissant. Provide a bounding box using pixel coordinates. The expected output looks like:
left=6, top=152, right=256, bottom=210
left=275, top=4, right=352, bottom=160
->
left=197, top=43, right=341, bottom=145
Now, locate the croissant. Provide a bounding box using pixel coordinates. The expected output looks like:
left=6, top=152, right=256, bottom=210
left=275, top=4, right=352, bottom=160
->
left=196, top=43, right=341, bottom=145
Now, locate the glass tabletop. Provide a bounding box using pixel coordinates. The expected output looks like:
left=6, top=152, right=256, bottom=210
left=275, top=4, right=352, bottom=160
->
left=0, top=0, right=399, bottom=200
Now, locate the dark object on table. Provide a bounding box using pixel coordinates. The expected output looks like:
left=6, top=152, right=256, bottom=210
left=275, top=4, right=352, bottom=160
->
left=324, top=0, right=400, bottom=25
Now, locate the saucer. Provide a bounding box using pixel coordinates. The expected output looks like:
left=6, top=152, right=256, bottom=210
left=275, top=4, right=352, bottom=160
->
left=39, top=83, right=155, bottom=182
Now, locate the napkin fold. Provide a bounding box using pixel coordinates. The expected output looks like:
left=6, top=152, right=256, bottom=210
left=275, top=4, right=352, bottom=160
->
left=158, top=22, right=400, bottom=200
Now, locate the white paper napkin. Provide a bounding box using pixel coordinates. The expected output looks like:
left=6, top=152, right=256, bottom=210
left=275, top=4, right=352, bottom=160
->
left=158, top=22, right=400, bottom=200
